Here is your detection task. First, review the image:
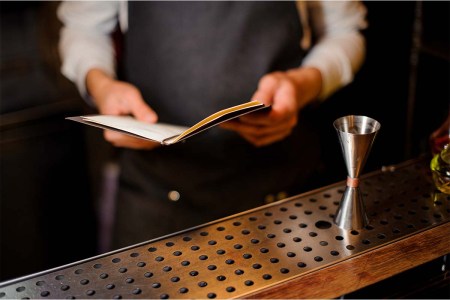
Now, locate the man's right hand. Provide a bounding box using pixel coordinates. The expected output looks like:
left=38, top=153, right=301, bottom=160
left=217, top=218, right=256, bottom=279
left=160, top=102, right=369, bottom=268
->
left=86, top=69, right=160, bottom=149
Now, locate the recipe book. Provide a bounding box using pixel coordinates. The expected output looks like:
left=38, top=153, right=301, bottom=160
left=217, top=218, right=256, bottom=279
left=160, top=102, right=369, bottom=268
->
left=67, top=100, right=268, bottom=145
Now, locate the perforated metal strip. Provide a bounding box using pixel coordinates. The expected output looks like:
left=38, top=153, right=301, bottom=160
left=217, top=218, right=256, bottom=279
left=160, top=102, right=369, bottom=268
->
left=1, top=158, right=449, bottom=299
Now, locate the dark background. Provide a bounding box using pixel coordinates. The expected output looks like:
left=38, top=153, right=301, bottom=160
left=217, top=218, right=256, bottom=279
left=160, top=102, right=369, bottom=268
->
left=0, top=1, right=449, bottom=297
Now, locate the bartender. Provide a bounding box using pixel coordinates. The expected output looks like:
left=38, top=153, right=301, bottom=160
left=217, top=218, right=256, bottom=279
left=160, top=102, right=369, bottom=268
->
left=58, top=1, right=367, bottom=248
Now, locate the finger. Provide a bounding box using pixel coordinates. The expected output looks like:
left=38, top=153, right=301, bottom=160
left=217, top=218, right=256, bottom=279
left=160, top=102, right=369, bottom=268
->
left=104, top=130, right=159, bottom=149
left=251, top=73, right=281, bottom=106
left=220, top=115, right=296, bottom=137
left=129, top=97, right=158, bottom=123
left=240, top=127, right=292, bottom=147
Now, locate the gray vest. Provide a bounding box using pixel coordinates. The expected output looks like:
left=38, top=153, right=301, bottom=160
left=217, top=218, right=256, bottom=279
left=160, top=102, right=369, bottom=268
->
left=114, top=2, right=320, bottom=244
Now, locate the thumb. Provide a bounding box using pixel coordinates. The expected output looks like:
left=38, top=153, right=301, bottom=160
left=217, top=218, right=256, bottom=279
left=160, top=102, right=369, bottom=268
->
left=252, top=73, right=280, bottom=106
left=130, top=97, right=158, bottom=123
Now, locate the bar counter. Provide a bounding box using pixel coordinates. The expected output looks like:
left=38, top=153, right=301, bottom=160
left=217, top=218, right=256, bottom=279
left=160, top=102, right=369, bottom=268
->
left=1, top=156, right=449, bottom=299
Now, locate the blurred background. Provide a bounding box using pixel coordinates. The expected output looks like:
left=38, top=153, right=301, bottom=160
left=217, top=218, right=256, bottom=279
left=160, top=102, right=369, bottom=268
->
left=0, top=1, right=449, bottom=295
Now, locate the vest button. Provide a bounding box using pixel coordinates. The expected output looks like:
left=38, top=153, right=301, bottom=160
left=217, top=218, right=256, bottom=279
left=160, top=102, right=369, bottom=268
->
left=168, top=190, right=181, bottom=201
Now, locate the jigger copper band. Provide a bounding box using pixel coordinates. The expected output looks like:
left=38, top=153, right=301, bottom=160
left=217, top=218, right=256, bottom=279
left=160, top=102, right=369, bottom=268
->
left=346, top=176, right=360, bottom=188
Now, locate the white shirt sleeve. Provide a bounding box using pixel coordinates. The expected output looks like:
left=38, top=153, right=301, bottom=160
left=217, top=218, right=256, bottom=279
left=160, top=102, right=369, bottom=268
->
left=301, top=1, right=368, bottom=100
left=58, top=1, right=121, bottom=98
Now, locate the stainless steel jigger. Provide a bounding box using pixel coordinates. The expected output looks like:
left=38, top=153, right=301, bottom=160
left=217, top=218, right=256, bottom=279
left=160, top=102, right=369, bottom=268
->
left=333, top=115, right=381, bottom=230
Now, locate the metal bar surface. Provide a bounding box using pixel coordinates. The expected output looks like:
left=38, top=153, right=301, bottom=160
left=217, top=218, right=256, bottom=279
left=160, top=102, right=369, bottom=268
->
left=1, top=157, right=449, bottom=299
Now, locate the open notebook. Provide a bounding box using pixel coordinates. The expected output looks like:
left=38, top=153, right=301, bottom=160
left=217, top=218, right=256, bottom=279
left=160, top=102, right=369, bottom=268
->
left=67, top=100, right=268, bottom=145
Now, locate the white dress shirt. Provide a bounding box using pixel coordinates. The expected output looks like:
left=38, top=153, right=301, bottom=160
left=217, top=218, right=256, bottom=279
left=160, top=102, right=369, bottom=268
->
left=58, top=1, right=367, bottom=100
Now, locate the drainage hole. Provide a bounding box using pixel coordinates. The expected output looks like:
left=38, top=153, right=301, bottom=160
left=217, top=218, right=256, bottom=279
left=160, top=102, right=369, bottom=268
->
left=112, top=258, right=121, bottom=263
left=365, top=225, right=374, bottom=230
left=293, top=237, right=302, bottom=242
left=179, top=287, right=189, bottom=294
left=380, top=220, right=389, bottom=225
left=217, top=226, right=225, bottom=231
left=346, top=245, right=355, bottom=250
left=191, top=245, right=200, bottom=251
left=305, top=210, right=313, bottom=215
left=0, top=293, right=5, bottom=298
left=148, top=247, right=157, bottom=252
left=171, top=276, right=180, bottom=282
left=199, top=255, right=208, bottom=261
left=189, top=271, right=199, bottom=276
left=270, top=258, right=280, bottom=263
left=159, top=293, right=169, bottom=299
left=243, top=253, right=253, bottom=259
left=86, top=290, right=95, bottom=296
left=434, top=213, right=442, bottom=219
left=362, top=239, right=371, bottom=245
left=260, top=248, right=269, bottom=254
left=242, top=229, right=251, bottom=235
left=289, top=215, right=298, bottom=220
left=208, top=240, right=217, bottom=245
left=421, top=219, right=429, bottom=223
left=166, top=242, right=175, bottom=247
left=173, top=251, right=182, bottom=256
left=406, top=224, right=415, bottom=229
left=163, top=266, right=172, bottom=272
left=319, top=205, right=327, bottom=210
left=207, top=265, right=217, bottom=271
left=297, top=262, right=307, bottom=268
left=217, top=249, right=226, bottom=255
left=303, top=246, right=312, bottom=252
left=137, top=262, right=146, bottom=267
left=216, top=275, right=226, bottom=281
left=181, top=260, right=190, bottom=266
left=200, top=231, right=209, bottom=236
left=225, top=259, right=235, bottom=265
left=274, top=220, right=283, bottom=225
left=80, top=279, right=89, bottom=285
left=309, top=232, right=318, bottom=237
left=183, top=236, right=192, bottom=241
left=118, top=267, right=127, bottom=273
left=350, top=230, right=359, bottom=235
left=55, top=275, right=64, bottom=281
left=249, top=217, right=257, bottom=221
left=106, top=284, right=115, bottom=290
left=258, top=225, right=266, bottom=230
left=152, top=282, right=161, bottom=288
left=287, top=252, right=296, bottom=258
left=251, top=239, right=260, bottom=244
left=283, top=228, right=292, bottom=233
left=264, top=212, right=273, bottom=216
left=277, top=242, right=286, bottom=248
left=36, top=281, right=45, bottom=286
left=234, top=244, right=243, bottom=249
left=394, top=215, right=403, bottom=220
left=225, top=235, right=234, bottom=240
left=262, top=274, right=272, bottom=280
left=235, top=269, right=244, bottom=275
left=267, top=233, right=276, bottom=238
left=113, top=294, right=122, bottom=299
left=207, top=292, right=216, bottom=299
left=61, top=285, right=70, bottom=291
left=319, top=241, right=328, bottom=246
left=330, top=251, right=340, bottom=256
left=198, top=281, right=208, bottom=288
left=16, top=287, right=25, bottom=292
left=280, top=268, right=290, bottom=274
left=392, top=228, right=401, bottom=234
left=155, top=256, right=164, bottom=262
left=245, top=280, right=255, bottom=286
left=144, top=272, right=153, bottom=278
left=335, top=236, right=344, bottom=241
left=125, top=278, right=134, bottom=284
left=100, top=273, right=108, bottom=279
left=226, top=286, right=236, bottom=293
left=253, top=263, right=262, bottom=269
left=299, top=223, right=308, bottom=228
left=132, top=288, right=141, bottom=295
left=314, top=256, right=323, bottom=262
left=40, top=291, right=50, bottom=298
left=309, top=198, right=317, bottom=203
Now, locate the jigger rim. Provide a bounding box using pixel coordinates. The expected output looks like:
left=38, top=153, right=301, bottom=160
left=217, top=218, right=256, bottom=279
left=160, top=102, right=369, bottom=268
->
left=333, top=115, right=381, bottom=135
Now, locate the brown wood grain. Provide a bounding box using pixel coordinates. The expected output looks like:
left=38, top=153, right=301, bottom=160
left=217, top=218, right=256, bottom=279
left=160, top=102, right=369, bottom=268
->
left=243, top=222, right=450, bottom=299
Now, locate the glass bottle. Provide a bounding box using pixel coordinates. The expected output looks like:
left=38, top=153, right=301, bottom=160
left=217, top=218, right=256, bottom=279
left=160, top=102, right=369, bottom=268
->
left=430, top=143, right=450, bottom=194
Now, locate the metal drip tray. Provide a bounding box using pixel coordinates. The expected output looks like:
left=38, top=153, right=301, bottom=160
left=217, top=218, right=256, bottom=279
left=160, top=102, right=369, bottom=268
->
left=1, top=158, right=449, bottom=299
